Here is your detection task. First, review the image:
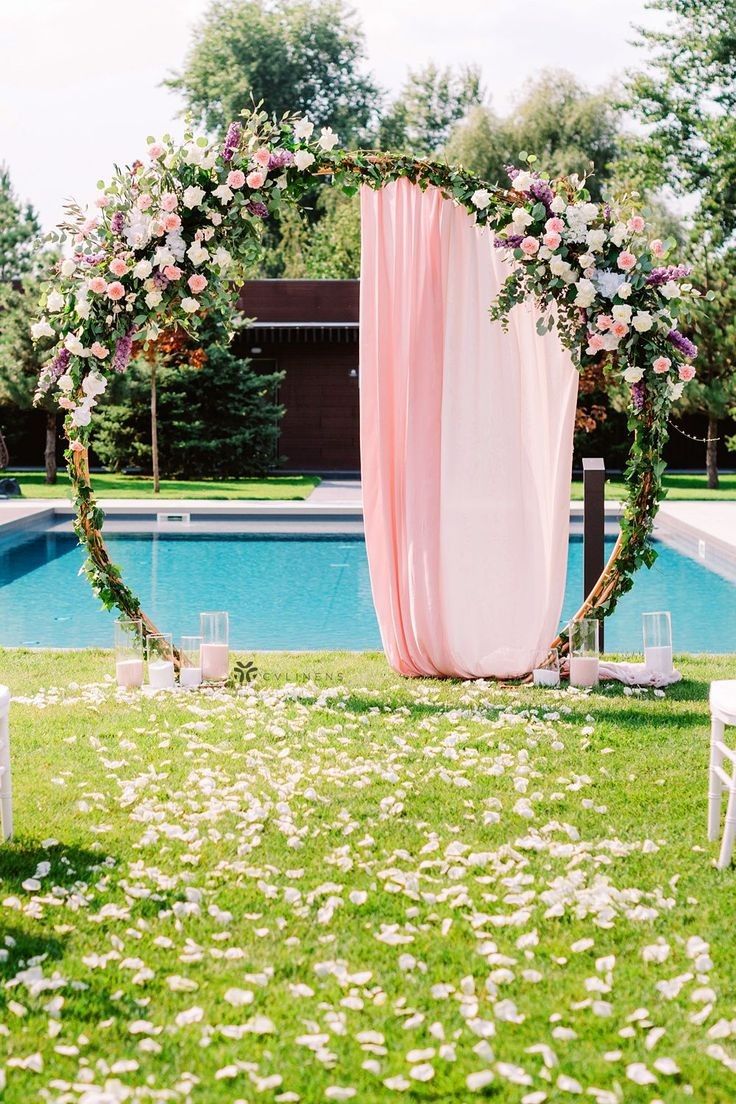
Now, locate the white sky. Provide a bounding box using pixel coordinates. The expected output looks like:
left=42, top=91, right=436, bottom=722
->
left=1, top=0, right=663, bottom=231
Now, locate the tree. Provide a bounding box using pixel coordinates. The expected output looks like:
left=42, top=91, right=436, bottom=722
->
left=444, top=104, right=512, bottom=185
left=626, top=0, right=736, bottom=241
left=0, top=165, right=41, bottom=281
left=377, top=63, right=485, bottom=156
left=92, top=334, right=285, bottom=479
left=166, top=0, right=380, bottom=145
left=0, top=281, right=60, bottom=482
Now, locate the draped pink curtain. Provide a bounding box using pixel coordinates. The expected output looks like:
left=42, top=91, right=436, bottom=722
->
left=359, top=179, right=579, bottom=679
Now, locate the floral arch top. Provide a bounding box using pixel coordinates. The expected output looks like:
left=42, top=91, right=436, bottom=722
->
left=31, top=108, right=699, bottom=651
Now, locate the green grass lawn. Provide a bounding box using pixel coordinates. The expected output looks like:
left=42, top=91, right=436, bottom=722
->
left=2, top=649, right=736, bottom=1102
left=4, top=471, right=321, bottom=501
left=571, top=472, right=736, bottom=501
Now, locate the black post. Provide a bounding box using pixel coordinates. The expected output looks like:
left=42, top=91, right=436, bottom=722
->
left=582, top=457, right=606, bottom=652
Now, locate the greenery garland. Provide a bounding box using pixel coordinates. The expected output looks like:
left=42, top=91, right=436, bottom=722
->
left=31, top=108, right=700, bottom=661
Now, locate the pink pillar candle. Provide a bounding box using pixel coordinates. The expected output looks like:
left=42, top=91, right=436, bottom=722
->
left=116, top=658, right=144, bottom=688
left=569, top=656, right=599, bottom=688
left=201, top=643, right=229, bottom=681
left=180, top=666, right=202, bottom=688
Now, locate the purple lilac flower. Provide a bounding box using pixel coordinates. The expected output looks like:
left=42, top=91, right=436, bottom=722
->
left=110, top=212, right=125, bottom=235
left=268, top=148, right=294, bottom=171
left=112, top=329, right=135, bottom=374
left=505, top=165, right=521, bottom=182
left=667, top=328, right=698, bottom=359
left=494, top=234, right=525, bottom=249
left=246, top=201, right=269, bottom=219
left=646, top=264, right=692, bottom=286
left=80, top=252, right=107, bottom=266
left=222, top=122, right=241, bottom=163
left=529, top=178, right=554, bottom=214
left=49, top=347, right=71, bottom=384
left=153, top=271, right=169, bottom=289
left=630, top=380, right=646, bottom=413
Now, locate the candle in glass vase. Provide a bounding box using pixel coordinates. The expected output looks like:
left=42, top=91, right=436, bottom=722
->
left=147, top=633, right=175, bottom=689
left=200, top=612, right=229, bottom=681
left=114, top=618, right=144, bottom=688
left=642, top=612, right=673, bottom=677
left=569, top=618, right=600, bottom=688
left=180, top=636, right=203, bottom=688
left=533, top=648, right=560, bottom=686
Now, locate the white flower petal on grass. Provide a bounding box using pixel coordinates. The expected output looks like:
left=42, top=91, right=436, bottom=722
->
left=409, top=1063, right=434, bottom=1082
left=626, top=1063, right=657, bottom=1085
left=556, top=1074, right=583, bottom=1093
left=224, top=987, right=254, bottom=1006
left=653, top=1057, right=680, bottom=1075
left=325, top=1088, right=356, bottom=1100
left=467, top=1070, right=495, bottom=1091
left=383, top=1075, right=410, bottom=1091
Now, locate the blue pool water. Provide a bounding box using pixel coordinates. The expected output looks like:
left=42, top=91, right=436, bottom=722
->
left=0, top=529, right=734, bottom=651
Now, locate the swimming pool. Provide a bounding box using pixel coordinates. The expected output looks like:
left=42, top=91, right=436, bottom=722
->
left=0, top=528, right=734, bottom=651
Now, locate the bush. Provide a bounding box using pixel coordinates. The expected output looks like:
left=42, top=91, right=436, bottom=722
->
left=93, top=345, right=284, bottom=479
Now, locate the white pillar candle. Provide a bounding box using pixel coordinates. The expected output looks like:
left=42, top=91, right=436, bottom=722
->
left=148, top=659, right=175, bottom=689
left=116, top=658, right=144, bottom=688
left=180, top=666, right=203, bottom=688
left=201, top=643, right=229, bottom=681
left=644, top=645, right=673, bottom=676
left=569, top=656, right=600, bottom=688
left=533, top=668, right=560, bottom=687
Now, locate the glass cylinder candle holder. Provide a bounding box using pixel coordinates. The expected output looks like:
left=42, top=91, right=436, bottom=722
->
left=200, top=611, right=229, bottom=681
left=533, top=648, right=560, bottom=687
left=114, top=618, right=144, bottom=688
left=147, top=633, right=175, bottom=689
left=643, top=611, right=673, bottom=676
left=180, top=635, right=203, bottom=688
left=568, top=618, right=600, bottom=688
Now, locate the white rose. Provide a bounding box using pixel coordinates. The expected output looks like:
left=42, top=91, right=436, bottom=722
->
left=152, top=245, right=175, bottom=269
left=578, top=253, right=595, bottom=269
left=623, top=366, right=644, bottom=383
left=601, top=331, right=621, bottom=351
left=199, top=150, right=218, bottom=170
left=60, top=258, right=76, bottom=277
left=71, top=406, right=92, bottom=427
left=612, top=304, right=632, bottom=324
left=294, top=150, right=316, bottom=171
left=550, top=195, right=566, bottom=213
left=57, top=373, right=74, bottom=393
left=145, top=289, right=163, bottom=308
left=668, top=379, right=685, bottom=401
left=31, top=319, right=55, bottom=340
left=586, top=228, right=606, bottom=253
left=610, top=222, right=628, bottom=247
left=617, top=282, right=632, bottom=299
left=549, top=255, right=575, bottom=283
left=659, top=281, right=680, bottom=300
left=317, top=127, right=339, bottom=151
left=512, top=170, right=533, bottom=192
left=213, top=247, right=232, bottom=270
left=76, top=295, right=91, bottom=320
left=47, top=290, right=65, bottom=313
left=183, top=185, right=206, bottom=209
left=64, top=332, right=86, bottom=357
left=133, top=259, right=153, bottom=280
left=471, top=188, right=491, bottom=211
left=82, top=372, right=107, bottom=398
left=186, top=242, right=209, bottom=267
left=581, top=202, right=598, bottom=223
left=183, top=141, right=209, bottom=166
left=294, top=118, right=315, bottom=141
left=574, top=278, right=597, bottom=308
left=632, top=311, right=654, bottom=333
left=212, top=184, right=234, bottom=205
left=511, top=207, right=532, bottom=228
left=181, top=297, right=200, bottom=314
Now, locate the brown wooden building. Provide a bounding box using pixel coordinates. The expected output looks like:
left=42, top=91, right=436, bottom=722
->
left=234, top=280, right=360, bottom=473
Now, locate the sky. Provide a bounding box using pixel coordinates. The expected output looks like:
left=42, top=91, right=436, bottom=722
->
left=0, top=0, right=664, bottom=231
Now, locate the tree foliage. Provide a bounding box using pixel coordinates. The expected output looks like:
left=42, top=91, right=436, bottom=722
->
left=0, top=164, right=41, bottom=281
left=377, top=63, right=485, bottom=156
left=166, top=0, right=380, bottom=145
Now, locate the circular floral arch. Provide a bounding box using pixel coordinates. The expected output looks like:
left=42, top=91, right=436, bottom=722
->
left=33, top=108, right=698, bottom=666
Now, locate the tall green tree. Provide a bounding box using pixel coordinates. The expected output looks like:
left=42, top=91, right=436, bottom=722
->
left=167, top=0, right=380, bottom=144
left=377, top=63, right=485, bottom=156
left=626, top=0, right=736, bottom=240
left=0, top=165, right=41, bottom=281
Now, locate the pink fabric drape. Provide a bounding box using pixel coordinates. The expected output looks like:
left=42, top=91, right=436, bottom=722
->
left=359, top=179, right=579, bottom=679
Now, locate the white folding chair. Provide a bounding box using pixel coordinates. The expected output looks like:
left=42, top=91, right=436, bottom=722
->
left=0, top=685, right=12, bottom=839
left=708, top=680, right=736, bottom=868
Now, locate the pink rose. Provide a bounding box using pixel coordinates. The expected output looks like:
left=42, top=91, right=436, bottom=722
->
left=58, top=397, right=75, bottom=411
left=148, top=143, right=165, bottom=159
left=545, top=217, right=564, bottom=233
left=227, top=170, right=246, bottom=189
left=106, top=281, right=126, bottom=301
left=163, top=265, right=182, bottom=280
left=137, top=194, right=153, bottom=211
left=617, top=250, right=637, bottom=272
left=543, top=231, right=561, bottom=250
left=650, top=238, right=666, bottom=258
left=109, top=258, right=127, bottom=277
left=163, top=212, right=181, bottom=232
left=587, top=333, right=606, bottom=352
left=628, top=215, right=646, bottom=233
left=653, top=356, right=671, bottom=374
left=679, top=364, right=696, bottom=382
left=246, top=170, right=265, bottom=189
left=91, top=342, right=109, bottom=359
left=160, top=192, right=178, bottom=212
left=611, top=321, right=628, bottom=338
left=70, top=439, right=86, bottom=453
left=253, top=147, right=271, bottom=168
left=95, top=195, right=110, bottom=208
left=89, top=277, right=108, bottom=295
left=80, top=218, right=98, bottom=237
left=188, top=274, right=207, bottom=293
left=596, top=314, right=613, bottom=331
left=520, top=236, right=540, bottom=256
